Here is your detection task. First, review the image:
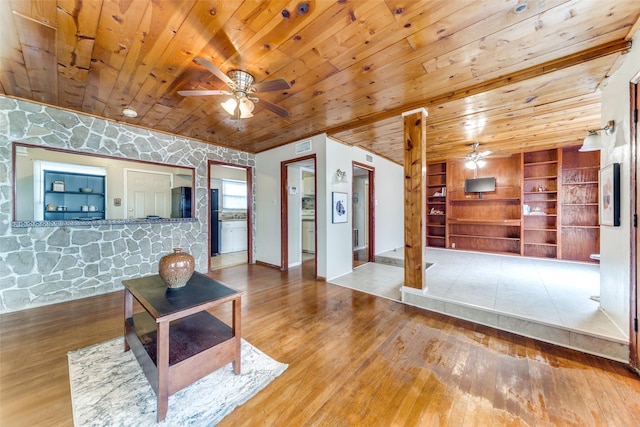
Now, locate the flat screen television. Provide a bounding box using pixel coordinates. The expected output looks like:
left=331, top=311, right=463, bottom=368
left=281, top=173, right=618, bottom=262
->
left=464, top=177, right=495, bottom=198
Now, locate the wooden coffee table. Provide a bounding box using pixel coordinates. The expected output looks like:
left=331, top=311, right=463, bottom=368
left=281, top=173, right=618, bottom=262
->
left=122, top=272, right=243, bottom=422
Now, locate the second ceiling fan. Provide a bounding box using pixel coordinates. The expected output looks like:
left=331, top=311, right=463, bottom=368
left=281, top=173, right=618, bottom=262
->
left=464, top=142, right=492, bottom=169
left=178, top=57, right=291, bottom=119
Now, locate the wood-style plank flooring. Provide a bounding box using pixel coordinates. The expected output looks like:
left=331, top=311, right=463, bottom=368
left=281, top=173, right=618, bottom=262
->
left=1, top=262, right=639, bottom=426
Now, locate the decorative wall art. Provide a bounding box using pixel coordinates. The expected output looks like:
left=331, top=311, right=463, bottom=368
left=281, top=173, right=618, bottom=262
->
left=332, top=192, right=348, bottom=223
left=599, top=163, right=620, bottom=226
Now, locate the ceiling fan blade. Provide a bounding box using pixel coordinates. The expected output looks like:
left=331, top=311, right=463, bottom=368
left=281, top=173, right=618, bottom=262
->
left=478, top=150, right=492, bottom=157
left=251, top=78, right=290, bottom=93
left=257, top=97, right=290, bottom=117
left=193, top=57, right=234, bottom=87
left=177, top=90, right=232, bottom=96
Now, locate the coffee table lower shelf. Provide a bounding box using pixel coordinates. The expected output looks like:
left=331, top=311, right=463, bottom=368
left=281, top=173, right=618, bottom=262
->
left=125, top=310, right=238, bottom=402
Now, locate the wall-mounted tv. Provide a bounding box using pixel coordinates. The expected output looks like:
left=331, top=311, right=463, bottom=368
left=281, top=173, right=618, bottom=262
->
left=464, top=177, right=495, bottom=198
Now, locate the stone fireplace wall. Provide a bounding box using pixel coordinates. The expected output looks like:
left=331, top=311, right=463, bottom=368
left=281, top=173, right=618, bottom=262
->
left=0, top=96, right=254, bottom=313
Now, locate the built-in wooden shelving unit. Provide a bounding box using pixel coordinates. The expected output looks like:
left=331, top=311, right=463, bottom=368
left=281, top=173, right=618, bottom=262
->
left=426, top=162, right=447, bottom=248
left=522, top=149, right=561, bottom=259
left=429, top=145, right=599, bottom=263
left=560, top=146, right=600, bottom=262
left=445, top=154, right=522, bottom=255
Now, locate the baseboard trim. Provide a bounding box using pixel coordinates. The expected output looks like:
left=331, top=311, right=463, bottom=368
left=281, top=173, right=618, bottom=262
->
left=255, top=260, right=280, bottom=270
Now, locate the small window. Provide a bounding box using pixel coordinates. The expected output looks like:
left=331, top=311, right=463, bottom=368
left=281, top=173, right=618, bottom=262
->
left=222, top=180, right=247, bottom=209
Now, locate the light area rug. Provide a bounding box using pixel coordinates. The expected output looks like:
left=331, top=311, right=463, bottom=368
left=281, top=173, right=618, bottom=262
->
left=68, top=337, right=287, bottom=426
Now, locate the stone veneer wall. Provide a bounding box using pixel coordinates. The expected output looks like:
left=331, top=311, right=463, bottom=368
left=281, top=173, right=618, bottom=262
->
left=0, top=96, right=254, bottom=313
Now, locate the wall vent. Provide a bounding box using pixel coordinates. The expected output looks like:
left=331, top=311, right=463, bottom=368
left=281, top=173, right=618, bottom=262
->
left=295, top=140, right=312, bottom=154
left=365, top=154, right=373, bottom=163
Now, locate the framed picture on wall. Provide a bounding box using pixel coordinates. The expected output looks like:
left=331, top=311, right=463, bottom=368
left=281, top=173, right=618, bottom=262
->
left=599, top=163, right=620, bottom=226
left=332, top=192, right=348, bottom=223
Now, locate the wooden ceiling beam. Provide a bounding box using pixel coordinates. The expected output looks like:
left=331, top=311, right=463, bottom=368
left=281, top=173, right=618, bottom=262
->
left=316, top=39, right=631, bottom=142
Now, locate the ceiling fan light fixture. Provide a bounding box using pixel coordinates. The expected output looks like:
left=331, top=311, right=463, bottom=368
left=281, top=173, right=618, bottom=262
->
left=476, top=159, right=487, bottom=168
left=221, top=98, right=238, bottom=115
left=238, top=98, right=254, bottom=118
left=465, top=160, right=477, bottom=170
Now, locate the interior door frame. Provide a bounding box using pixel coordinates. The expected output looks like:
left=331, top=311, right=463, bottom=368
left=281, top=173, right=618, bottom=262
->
left=352, top=161, right=375, bottom=265
left=208, top=160, right=253, bottom=269
left=630, top=77, right=639, bottom=370
left=280, top=154, right=317, bottom=277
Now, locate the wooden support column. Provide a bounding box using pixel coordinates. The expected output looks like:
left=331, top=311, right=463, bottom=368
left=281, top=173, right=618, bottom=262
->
left=402, top=108, right=428, bottom=290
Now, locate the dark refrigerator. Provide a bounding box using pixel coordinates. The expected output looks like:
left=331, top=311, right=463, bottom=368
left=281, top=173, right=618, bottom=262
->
left=171, top=187, right=192, bottom=218
left=210, top=189, right=220, bottom=255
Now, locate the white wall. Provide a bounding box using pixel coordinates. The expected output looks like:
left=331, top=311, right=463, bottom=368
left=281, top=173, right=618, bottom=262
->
left=255, top=134, right=403, bottom=280
left=324, top=137, right=404, bottom=280
left=598, top=30, right=640, bottom=336
left=369, top=148, right=405, bottom=255
left=255, top=134, right=327, bottom=274
left=325, top=139, right=356, bottom=280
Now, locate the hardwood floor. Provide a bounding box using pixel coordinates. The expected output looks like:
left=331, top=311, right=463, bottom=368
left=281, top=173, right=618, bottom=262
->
left=1, top=262, right=639, bottom=426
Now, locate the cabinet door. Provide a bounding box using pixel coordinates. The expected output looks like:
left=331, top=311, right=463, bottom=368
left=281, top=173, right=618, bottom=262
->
left=302, top=221, right=315, bottom=252
left=302, top=222, right=310, bottom=251
left=233, top=227, right=248, bottom=251
left=308, top=226, right=315, bottom=253
left=221, top=228, right=233, bottom=253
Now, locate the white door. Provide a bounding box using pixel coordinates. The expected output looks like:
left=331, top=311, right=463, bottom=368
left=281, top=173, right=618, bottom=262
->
left=125, top=170, right=172, bottom=219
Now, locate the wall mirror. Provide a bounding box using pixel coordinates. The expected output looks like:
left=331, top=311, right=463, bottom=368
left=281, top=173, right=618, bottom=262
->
left=13, top=143, right=195, bottom=223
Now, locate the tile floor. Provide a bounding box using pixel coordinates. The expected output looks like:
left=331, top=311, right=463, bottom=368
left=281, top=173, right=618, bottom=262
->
left=329, top=247, right=627, bottom=343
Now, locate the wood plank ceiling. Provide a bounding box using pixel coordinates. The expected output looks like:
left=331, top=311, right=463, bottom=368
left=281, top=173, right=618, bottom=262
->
left=1, top=0, right=639, bottom=165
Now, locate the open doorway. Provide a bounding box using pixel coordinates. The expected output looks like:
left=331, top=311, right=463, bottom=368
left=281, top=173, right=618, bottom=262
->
left=353, top=162, right=375, bottom=268
left=281, top=155, right=317, bottom=278
left=209, top=161, right=252, bottom=270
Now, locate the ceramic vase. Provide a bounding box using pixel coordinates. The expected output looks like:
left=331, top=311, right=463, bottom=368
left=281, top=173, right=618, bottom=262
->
left=158, top=248, right=194, bottom=288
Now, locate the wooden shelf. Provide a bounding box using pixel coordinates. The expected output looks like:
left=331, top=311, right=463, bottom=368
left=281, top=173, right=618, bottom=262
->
left=448, top=218, right=521, bottom=226
left=523, top=175, right=558, bottom=180
left=449, top=197, right=520, bottom=202
left=449, top=234, right=520, bottom=241
left=524, top=242, right=557, bottom=247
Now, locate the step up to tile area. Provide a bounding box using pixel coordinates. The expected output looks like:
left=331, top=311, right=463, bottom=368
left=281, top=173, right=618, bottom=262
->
left=374, top=249, right=629, bottom=363
left=374, top=252, right=403, bottom=267
left=401, top=287, right=628, bottom=362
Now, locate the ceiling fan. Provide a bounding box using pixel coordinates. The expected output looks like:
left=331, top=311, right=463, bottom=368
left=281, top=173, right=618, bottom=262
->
left=177, top=58, right=291, bottom=119
left=463, top=142, right=492, bottom=170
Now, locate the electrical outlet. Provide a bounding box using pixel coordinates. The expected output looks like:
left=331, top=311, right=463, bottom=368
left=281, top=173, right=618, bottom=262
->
left=452, top=243, right=456, bottom=249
